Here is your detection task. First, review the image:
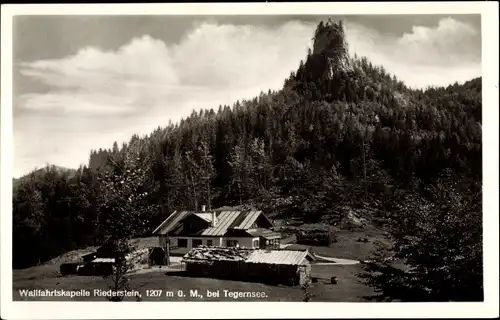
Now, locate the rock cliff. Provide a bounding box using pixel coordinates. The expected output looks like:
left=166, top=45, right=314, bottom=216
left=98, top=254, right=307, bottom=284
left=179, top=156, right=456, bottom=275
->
left=312, top=19, right=353, bottom=78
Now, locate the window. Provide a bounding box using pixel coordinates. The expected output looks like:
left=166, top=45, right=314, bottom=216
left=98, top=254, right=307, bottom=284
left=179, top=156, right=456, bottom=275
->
left=192, top=239, right=202, bottom=248
left=226, top=240, right=239, bottom=247
left=206, top=240, right=213, bottom=246
left=178, top=239, right=188, bottom=248
left=252, top=239, right=260, bottom=248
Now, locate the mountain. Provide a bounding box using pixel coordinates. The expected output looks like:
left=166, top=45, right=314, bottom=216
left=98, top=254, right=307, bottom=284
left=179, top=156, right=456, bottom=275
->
left=14, top=165, right=76, bottom=188
left=312, top=19, right=353, bottom=77
left=12, top=19, right=482, bottom=270
left=70, top=18, right=483, bottom=220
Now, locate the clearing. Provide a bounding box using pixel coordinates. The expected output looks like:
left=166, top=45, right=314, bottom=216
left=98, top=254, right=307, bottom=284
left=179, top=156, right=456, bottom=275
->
left=13, top=262, right=374, bottom=302
left=13, top=222, right=386, bottom=302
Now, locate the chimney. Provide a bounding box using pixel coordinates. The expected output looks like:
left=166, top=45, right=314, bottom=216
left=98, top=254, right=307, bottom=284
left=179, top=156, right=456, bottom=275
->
left=201, top=205, right=206, bottom=212
left=211, top=211, right=216, bottom=227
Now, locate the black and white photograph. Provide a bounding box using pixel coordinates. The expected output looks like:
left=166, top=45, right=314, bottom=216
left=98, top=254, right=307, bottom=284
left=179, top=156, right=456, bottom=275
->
left=1, top=2, right=498, bottom=319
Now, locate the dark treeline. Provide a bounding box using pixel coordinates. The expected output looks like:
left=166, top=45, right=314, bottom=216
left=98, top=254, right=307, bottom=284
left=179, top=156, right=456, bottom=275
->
left=13, top=20, right=482, bottom=289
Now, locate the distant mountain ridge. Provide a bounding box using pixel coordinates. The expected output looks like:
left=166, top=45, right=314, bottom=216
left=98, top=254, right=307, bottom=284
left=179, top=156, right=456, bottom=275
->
left=14, top=165, right=76, bottom=187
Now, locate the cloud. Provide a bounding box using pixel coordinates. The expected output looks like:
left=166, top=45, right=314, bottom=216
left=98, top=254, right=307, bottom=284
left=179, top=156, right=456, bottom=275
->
left=18, top=21, right=313, bottom=118
left=346, top=17, right=481, bottom=88
left=14, top=17, right=481, bottom=177
left=396, top=17, right=480, bottom=65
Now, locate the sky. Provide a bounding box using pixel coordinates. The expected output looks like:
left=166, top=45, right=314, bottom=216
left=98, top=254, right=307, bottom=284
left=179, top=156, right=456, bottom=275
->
left=12, top=14, right=481, bottom=178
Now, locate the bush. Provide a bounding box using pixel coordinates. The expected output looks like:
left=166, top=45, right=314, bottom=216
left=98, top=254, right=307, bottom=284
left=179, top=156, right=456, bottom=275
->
left=297, top=230, right=330, bottom=246
left=59, top=263, right=81, bottom=276
left=327, top=228, right=337, bottom=244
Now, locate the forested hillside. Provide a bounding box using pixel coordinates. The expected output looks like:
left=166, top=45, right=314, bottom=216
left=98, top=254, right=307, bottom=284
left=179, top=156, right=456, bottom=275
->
left=13, top=19, right=482, bottom=279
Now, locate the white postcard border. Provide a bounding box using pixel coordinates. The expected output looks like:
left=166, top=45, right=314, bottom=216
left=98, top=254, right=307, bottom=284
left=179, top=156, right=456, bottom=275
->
left=1, top=2, right=498, bottom=319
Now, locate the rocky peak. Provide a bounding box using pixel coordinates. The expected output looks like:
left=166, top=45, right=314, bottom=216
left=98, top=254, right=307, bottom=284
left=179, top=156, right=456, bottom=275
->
left=312, top=19, right=353, bottom=78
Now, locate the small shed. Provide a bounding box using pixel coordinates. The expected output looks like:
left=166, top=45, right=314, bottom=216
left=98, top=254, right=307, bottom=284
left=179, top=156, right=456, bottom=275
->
left=182, top=246, right=315, bottom=286
left=246, top=228, right=282, bottom=249
left=87, top=237, right=165, bottom=266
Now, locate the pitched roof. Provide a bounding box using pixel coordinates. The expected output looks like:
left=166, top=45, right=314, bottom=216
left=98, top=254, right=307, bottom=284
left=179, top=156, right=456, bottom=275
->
left=246, top=228, right=282, bottom=239
left=182, top=246, right=314, bottom=266
left=152, top=210, right=190, bottom=235
left=152, top=210, right=271, bottom=237
left=194, top=213, right=215, bottom=224
left=246, top=249, right=314, bottom=265
left=201, top=211, right=241, bottom=236
left=182, top=246, right=253, bottom=262
left=233, top=210, right=261, bottom=229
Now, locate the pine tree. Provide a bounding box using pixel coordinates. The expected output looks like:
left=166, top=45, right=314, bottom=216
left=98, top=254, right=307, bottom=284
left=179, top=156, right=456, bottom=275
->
left=359, top=171, right=482, bottom=301
left=228, top=140, right=251, bottom=205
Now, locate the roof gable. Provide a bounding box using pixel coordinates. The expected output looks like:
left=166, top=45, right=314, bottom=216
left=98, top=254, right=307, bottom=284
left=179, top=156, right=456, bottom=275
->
left=152, top=210, right=190, bottom=235
left=194, top=213, right=215, bottom=224
left=246, top=228, right=282, bottom=239
left=152, top=210, right=274, bottom=237
left=201, top=211, right=241, bottom=236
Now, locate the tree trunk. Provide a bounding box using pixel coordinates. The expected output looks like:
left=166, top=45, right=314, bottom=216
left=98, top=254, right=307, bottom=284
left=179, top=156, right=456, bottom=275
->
left=189, top=168, right=198, bottom=210
left=165, top=235, right=170, bottom=266
left=362, top=136, right=367, bottom=198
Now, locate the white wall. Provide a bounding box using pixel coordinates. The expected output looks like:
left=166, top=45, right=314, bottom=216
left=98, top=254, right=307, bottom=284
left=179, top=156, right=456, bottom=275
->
left=162, top=236, right=258, bottom=249
left=205, top=237, right=222, bottom=246
left=168, top=236, right=222, bottom=249
left=222, top=237, right=260, bottom=248
left=159, top=235, right=168, bottom=247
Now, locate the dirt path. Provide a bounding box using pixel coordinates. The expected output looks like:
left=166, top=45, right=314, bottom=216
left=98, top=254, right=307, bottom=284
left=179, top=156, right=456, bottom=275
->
left=280, top=244, right=360, bottom=265
left=314, top=254, right=360, bottom=265
left=129, top=256, right=183, bottom=275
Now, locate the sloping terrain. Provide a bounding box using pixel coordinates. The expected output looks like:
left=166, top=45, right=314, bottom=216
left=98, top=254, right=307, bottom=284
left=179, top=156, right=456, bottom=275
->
left=13, top=18, right=481, bottom=290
